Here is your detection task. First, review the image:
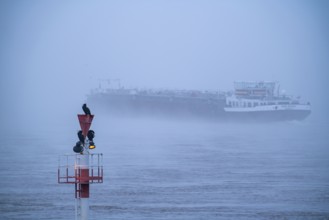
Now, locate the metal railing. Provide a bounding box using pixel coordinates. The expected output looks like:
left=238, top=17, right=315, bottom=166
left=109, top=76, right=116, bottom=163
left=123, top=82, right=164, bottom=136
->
left=58, top=153, right=103, bottom=184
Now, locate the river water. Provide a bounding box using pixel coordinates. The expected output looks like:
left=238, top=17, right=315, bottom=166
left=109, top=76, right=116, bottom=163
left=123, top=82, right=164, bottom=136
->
left=1, top=117, right=329, bottom=219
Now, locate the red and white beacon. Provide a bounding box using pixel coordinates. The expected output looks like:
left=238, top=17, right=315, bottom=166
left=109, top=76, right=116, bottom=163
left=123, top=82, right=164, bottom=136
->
left=58, top=110, right=103, bottom=220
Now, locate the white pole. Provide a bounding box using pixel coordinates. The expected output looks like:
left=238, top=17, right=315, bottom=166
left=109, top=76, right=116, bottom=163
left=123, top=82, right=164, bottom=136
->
left=76, top=147, right=90, bottom=220
left=80, top=198, right=89, bottom=220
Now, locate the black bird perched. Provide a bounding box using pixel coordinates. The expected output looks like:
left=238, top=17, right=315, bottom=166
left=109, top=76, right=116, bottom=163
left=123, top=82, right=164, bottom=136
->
left=82, top=103, right=91, bottom=115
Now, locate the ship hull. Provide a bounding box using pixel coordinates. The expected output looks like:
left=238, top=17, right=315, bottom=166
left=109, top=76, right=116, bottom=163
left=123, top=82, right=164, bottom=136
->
left=88, top=93, right=225, bottom=118
left=223, top=109, right=311, bottom=122
left=87, top=93, right=310, bottom=122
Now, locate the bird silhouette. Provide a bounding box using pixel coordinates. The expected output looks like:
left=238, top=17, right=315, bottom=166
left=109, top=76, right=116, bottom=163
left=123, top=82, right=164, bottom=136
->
left=82, top=103, right=91, bottom=115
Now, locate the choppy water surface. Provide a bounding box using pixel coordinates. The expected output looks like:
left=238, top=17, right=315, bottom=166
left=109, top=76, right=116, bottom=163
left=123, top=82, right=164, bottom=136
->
left=1, top=118, right=329, bottom=219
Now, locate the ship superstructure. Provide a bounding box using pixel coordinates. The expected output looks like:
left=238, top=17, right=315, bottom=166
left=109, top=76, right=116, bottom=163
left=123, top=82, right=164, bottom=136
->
left=224, top=82, right=311, bottom=121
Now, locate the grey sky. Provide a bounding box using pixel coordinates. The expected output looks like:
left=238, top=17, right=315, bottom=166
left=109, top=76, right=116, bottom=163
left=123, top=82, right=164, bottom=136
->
left=1, top=0, right=328, bottom=131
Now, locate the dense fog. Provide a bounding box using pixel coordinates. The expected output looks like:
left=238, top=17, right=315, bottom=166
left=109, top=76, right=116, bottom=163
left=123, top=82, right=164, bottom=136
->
left=0, top=1, right=329, bottom=219
left=1, top=0, right=329, bottom=133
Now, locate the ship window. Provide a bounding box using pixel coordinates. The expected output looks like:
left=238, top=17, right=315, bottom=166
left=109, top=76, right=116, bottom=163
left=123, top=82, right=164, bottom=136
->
left=278, top=102, right=289, bottom=105
left=248, top=102, right=252, bottom=107
left=268, top=102, right=275, bottom=105
left=254, top=102, right=258, bottom=107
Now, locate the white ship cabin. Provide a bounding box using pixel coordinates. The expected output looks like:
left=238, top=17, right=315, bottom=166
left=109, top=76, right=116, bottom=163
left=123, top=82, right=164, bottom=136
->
left=225, top=81, right=310, bottom=112
left=233, top=81, right=278, bottom=98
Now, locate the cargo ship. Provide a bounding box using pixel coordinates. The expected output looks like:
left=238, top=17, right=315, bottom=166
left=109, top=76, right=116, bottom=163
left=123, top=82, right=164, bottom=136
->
left=87, top=81, right=311, bottom=122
